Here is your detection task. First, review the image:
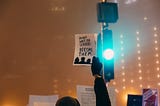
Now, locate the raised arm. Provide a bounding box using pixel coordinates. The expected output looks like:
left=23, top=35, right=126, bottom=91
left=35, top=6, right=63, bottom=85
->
left=91, top=56, right=111, bottom=106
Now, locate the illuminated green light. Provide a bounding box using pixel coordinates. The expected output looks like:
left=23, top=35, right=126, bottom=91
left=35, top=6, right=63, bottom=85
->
left=103, top=49, right=114, bottom=60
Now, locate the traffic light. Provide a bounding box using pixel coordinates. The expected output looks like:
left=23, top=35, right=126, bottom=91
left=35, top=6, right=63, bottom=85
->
left=97, top=29, right=114, bottom=82
left=97, top=2, right=118, bottom=23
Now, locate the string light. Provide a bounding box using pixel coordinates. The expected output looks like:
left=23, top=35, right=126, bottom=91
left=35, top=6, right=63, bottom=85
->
left=120, top=41, right=124, bottom=44
left=113, top=81, right=116, bottom=85
left=136, top=37, right=140, bottom=41
left=125, top=0, right=137, bottom=4
left=139, top=76, right=142, bottom=80
left=136, top=31, right=139, bottom=35
left=135, top=30, right=143, bottom=90
left=154, top=34, right=158, bottom=37
left=121, top=53, right=124, bottom=57
left=147, top=85, right=151, bottom=88
left=123, top=86, right=126, bottom=89
left=154, top=40, right=158, bottom=44
left=130, top=80, right=134, bottom=83
left=122, top=72, right=125, bottom=76
left=140, top=84, right=143, bottom=88
left=156, top=60, right=159, bottom=64
left=144, top=17, right=148, bottom=21
left=119, top=34, right=126, bottom=91
left=123, top=78, right=126, bottom=82
left=138, top=69, right=142, bottom=73
left=112, top=25, right=159, bottom=105
left=120, top=34, right=123, bottom=38
left=138, top=63, right=142, bottom=67
left=121, top=59, right=125, bottom=63
left=154, top=27, right=157, bottom=31
left=157, top=74, right=160, bottom=78
left=155, top=47, right=158, bottom=51
left=155, top=54, right=159, bottom=57
left=153, top=26, right=160, bottom=89
left=121, top=47, right=124, bottom=51
left=115, top=89, right=119, bottom=93
left=138, top=56, right=141, bottom=60
left=121, top=66, right=125, bottom=69
left=137, top=43, right=140, bottom=47
left=137, top=50, right=141, bottom=54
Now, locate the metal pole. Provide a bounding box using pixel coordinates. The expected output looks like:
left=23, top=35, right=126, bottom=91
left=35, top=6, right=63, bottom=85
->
left=100, top=22, right=109, bottom=81
left=100, top=23, right=104, bottom=79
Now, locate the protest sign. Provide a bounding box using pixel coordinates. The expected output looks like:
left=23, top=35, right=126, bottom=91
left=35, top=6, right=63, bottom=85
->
left=28, top=95, right=58, bottom=106
left=142, top=89, right=159, bottom=106
left=77, top=85, right=96, bottom=106
left=77, top=85, right=116, bottom=106
left=73, top=33, right=97, bottom=65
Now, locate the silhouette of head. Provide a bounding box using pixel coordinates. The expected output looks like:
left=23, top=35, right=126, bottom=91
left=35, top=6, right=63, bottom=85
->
left=74, top=57, right=79, bottom=64
left=86, top=58, right=91, bottom=64
left=56, top=96, right=80, bottom=106
left=81, top=57, right=85, bottom=61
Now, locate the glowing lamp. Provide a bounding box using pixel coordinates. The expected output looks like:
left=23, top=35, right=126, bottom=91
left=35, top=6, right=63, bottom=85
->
left=103, top=49, right=114, bottom=60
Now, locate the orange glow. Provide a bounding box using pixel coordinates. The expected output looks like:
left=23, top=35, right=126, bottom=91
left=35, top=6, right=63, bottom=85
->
left=123, top=93, right=128, bottom=103
left=2, top=104, right=16, bottom=106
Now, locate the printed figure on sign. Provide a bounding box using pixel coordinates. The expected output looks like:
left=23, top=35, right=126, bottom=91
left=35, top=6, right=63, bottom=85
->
left=74, top=57, right=91, bottom=64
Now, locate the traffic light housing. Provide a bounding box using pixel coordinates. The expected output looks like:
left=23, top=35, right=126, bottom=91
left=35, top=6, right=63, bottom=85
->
left=97, top=2, right=118, bottom=23
left=97, top=29, right=114, bottom=82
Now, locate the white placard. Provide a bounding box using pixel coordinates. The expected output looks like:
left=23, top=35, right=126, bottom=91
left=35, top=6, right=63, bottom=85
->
left=73, top=33, right=97, bottom=65
left=34, top=102, right=55, bottom=106
left=28, top=95, right=58, bottom=106
left=77, top=85, right=116, bottom=106
left=77, top=85, right=96, bottom=106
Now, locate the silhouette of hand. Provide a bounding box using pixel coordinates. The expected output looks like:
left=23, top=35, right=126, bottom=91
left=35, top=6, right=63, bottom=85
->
left=91, top=56, right=102, bottom=76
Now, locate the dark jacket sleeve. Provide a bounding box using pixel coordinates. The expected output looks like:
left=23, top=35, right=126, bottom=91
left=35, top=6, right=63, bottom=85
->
left=94, top=77, right=111, bottom=106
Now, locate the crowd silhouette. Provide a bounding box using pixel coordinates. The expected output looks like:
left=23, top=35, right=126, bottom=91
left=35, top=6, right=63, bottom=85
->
left=74, top=57, right=91, bottom=64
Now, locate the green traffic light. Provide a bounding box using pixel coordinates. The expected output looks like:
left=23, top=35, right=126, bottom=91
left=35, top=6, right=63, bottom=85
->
left=103, top=49, right=114, bottom=60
